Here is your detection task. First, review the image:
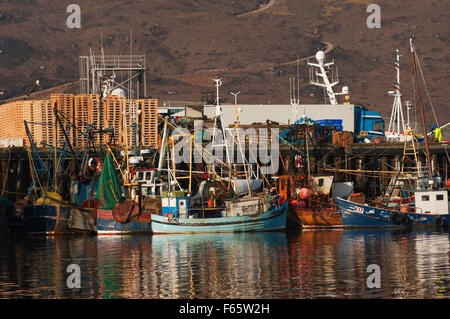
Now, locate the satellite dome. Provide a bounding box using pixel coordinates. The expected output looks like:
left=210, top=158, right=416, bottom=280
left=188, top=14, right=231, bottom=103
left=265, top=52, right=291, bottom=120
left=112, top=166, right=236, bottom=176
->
left=342, top=86, right=349, bottom=94
left=315, top=51, right=325, bottom=63
left=110, top=88, right=126, bottom=98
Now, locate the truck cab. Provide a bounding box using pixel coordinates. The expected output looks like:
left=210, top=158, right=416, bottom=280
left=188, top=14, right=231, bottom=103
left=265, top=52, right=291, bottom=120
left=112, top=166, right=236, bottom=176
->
left=354, top=105, right=385, bottom=139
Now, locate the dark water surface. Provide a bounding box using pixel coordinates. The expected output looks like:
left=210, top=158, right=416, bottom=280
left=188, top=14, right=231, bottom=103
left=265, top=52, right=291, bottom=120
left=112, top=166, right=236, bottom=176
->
left=0, top=229, right=449, bottom=299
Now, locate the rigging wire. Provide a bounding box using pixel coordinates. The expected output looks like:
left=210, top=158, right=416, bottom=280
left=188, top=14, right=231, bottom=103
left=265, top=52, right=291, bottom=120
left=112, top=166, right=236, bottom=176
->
left=414, top=52, right=450, bottom=163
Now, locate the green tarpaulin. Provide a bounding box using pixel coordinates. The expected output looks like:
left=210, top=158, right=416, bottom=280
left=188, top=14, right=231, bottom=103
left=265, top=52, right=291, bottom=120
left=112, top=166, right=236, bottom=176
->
left=94, top=153, right=124, bottom=210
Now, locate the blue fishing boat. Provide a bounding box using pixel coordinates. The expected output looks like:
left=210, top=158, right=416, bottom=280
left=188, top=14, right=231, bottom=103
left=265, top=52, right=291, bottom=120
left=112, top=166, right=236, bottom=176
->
left=20, top=180, right=98, bottom=235
left=337, top=39, right=450, bottom=229
left=0, top=207, right=8, bottom=235
left=337, top=192, right=450, bottom=228
left=0, top=198, right=15, bottom=235
left=151, top=195, right=288, bottom=234
left=21, top=202, right=97, bottom=235
left=96, top=205, right=152, bottom=235
left=22, top=202, right=71, bottom=234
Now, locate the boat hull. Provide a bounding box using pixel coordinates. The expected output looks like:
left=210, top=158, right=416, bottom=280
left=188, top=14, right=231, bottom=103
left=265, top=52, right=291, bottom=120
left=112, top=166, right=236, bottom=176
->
left=22, top=204, right=71, bottom=234
left=0, top=209, right=8, bottom=235
left=337, top=197, right=450, bottom=228
left=69, top=207, right=97, bottom=233
left=97, top=209, right=152, bottom=235
left=151, top=201, right=287, bottom=234
left=289, top=206, right=342, bottom=229
left=22, top=204, right=97, bottom=235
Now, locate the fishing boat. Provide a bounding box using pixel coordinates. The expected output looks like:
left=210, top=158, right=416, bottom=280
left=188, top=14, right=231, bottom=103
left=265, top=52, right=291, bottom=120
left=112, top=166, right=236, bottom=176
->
left=21, top=191, right=97, bottom=235
left=0, top=197, right=16, bottom=235
left=97, top=204, right=152, bottom=234
left=18, top=107, right=100, bottom=235
left=95, top=150, right=157, bottom=234
left=337, top=190, right=449, bottom=228
left=0, top=203, right=9, bottom=235
left=151, top=192, right=287, bottom=234
left=337, top=39, right=450, bottom=229
left=278, top=175, right=341, bottom=229
left=22, top=199, right=71, bottom=235
left=94, top=110, right=171, bottom=235
left=151, top=79, right=288, bottom=233
left=148, top=126, right=288, bottom=234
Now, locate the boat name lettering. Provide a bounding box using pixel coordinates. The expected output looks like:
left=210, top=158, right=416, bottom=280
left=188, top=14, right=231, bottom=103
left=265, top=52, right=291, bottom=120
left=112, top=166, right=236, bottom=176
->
left=164, top=217, right=179, bottom=223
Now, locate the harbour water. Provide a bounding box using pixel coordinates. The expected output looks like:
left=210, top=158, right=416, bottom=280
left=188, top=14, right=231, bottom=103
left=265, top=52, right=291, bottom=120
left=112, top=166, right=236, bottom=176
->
left=0, top=229, right=449, bottom=299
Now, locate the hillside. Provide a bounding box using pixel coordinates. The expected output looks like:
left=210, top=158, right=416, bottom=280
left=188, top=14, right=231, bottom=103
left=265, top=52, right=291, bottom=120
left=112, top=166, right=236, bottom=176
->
left=0, top=0, right=449, bottom=125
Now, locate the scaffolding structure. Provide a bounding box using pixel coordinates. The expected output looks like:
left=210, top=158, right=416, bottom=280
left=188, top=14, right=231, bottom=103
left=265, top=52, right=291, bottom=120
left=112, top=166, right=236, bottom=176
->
left=79, top=53, right=147, bottom=99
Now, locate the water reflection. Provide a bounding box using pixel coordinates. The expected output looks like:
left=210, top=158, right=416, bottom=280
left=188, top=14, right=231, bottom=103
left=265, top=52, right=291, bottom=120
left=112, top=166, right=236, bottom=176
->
left=149, top=232, right=288, bottom=299
left=0, top=229, right=449, bottom=299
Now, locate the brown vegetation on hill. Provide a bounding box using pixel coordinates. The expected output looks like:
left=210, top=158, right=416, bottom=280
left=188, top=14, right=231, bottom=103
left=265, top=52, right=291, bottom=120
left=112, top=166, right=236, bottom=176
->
left=0, top=0, right=449, bottom=124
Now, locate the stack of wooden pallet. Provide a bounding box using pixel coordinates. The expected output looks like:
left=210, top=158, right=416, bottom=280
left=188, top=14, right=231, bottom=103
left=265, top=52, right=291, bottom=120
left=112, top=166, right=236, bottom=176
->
left=103, top=96, right=125, bottom=145
left=0, top=95, right=159, bottom=149
left=50, top=94, right=74, bottom=145
left=0, top=102, right=14, bottom=140
left=123, top=99, right=139, bottom=147
left=139, top=99, right=158, bottom=148
left=12, top=101, right=28, bottom=145
left=22, top=100, right=56, bottom=147
left=74, top=94, right=102, bottom=146
left=88, top=95, right=103, bottom=145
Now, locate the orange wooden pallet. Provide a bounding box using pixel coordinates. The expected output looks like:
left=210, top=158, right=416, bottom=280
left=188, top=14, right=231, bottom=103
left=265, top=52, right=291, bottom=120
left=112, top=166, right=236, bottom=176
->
left=139, top=99, right=158, bottom=148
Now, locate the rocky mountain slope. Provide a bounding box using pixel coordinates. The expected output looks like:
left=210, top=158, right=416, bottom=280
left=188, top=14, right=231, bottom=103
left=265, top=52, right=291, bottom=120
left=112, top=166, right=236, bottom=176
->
left=0, top=0, right=448, bottom=124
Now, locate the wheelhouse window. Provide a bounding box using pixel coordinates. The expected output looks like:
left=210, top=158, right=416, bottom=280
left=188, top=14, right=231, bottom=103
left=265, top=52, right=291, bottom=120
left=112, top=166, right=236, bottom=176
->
left=373, top=122, right=384, bottom=132
left=422, top=195, right=430, bottom=201
left=436, top=194, right=444, bottom=201
left=318, top=179, right=324, bottom=187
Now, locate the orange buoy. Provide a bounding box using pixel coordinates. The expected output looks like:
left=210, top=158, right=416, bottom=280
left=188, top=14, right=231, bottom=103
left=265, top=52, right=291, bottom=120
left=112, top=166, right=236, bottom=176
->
left=400, top=206, right=409, bottom=213
left=298, top=188, right=311, bottom=200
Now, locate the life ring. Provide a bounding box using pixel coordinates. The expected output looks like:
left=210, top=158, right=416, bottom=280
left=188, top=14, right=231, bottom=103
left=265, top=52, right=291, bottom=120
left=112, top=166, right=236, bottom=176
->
left=88, top=157, right=100, bottom=171
left=278, top=194, right=285, bottom=206
left=390, top=212, right=401, bottom=225
left=272, top=194, right=284, bottom=207
left=399, top=214, right=411, bottom=226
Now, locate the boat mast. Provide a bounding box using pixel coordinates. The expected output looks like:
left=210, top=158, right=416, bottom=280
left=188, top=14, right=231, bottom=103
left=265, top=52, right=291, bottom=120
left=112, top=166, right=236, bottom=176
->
left=231, top=91, right=252, bottom=196
left=386, top=49, right=406, bottom=142
left=308, top=51, right=338, bottom=105
left=410, top=38, right=433, bottom=179
left=308, top=50, right=349, bottom=105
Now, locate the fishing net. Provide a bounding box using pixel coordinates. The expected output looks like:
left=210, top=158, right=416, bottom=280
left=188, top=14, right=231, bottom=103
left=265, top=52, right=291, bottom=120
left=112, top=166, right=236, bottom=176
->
left=94, top=153, right=124, bottom=209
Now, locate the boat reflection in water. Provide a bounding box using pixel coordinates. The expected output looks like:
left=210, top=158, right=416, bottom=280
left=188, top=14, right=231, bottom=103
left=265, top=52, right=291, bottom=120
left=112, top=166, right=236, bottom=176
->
left=96, top=232, right=288, bottom=298
left=0, top=234, right=99, bottom=298
left=0, top=229, right=449, bottom=298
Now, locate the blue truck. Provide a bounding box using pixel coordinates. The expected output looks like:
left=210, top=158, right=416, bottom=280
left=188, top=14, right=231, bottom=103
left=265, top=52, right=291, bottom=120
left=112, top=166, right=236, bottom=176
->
left=314, top=106, right=385, bottom=140
left=281, top=105, right=385, bottom=143
left=353, top=105, right=385, bottom=139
